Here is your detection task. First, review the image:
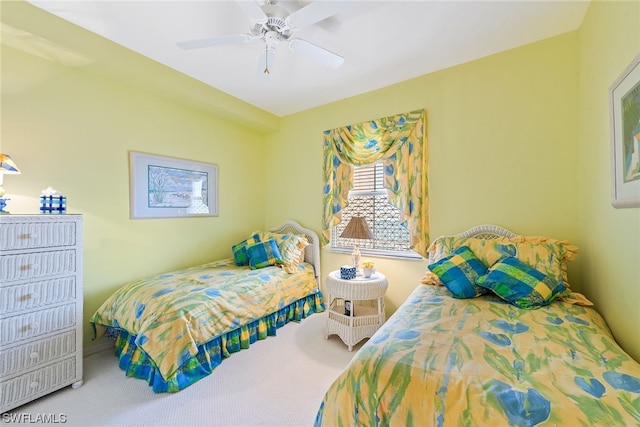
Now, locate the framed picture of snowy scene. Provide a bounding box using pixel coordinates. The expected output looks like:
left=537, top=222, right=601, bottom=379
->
left=129, top=151, right=218, bottom=218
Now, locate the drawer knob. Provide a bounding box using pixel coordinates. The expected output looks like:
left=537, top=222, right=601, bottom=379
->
left=19, top=264, right=39, bottom=272
left=21, top=323, right=39, bottom=332
left=18, top=293, right=39, bottom=302
left=29, top=352, right=39, bottom=360
left=30, top=381, right=39, bottom=388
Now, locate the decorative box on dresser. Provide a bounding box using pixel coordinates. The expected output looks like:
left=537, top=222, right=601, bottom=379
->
left=0, top=215, right=83, bottom=413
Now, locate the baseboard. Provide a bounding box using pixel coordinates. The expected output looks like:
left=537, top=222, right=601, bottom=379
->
left=83, top=337, right=114, bottom=357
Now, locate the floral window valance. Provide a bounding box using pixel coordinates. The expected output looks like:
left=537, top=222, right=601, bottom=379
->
left=321, top=109, right=429, bottom=257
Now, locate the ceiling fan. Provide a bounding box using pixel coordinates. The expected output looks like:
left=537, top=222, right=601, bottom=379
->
left=177, top=0, right=354, bottom=75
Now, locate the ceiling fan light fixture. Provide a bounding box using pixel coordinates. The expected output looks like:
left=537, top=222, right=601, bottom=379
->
left=263, top=30, right=281, bottom=47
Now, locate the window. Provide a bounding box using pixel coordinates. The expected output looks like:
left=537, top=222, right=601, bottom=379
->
left=322, top=110, right=428, bottom=257
left=331, top=162, right=421, bottom=259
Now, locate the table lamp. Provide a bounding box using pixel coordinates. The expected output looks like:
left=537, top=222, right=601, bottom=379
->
left=0, top=154, right=21, bottom=214
left=339, top=215, right=372, bottom=272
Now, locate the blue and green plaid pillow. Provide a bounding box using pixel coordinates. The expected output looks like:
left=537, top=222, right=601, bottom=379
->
left=232, top=233, right=260, bottom=266
left=246, top=238, right=283, bottom=270
left=428, top=246, right=489, bottom=298
left=476, top=256, right=566, bottom=309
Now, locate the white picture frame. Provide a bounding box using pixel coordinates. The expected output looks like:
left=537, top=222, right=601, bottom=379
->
left=610, top=53, right=640, bottom=208
left=129, top=151, right=218, bottom=219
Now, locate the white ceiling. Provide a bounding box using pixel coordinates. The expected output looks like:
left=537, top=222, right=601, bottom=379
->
left=25, top=0, right=590, bottom=117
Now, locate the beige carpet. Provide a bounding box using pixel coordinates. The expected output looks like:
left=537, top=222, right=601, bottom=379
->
left=7, top=312, right=361, bottom=427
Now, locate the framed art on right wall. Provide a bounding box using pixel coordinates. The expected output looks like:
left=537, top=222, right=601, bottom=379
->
left=610, top=53, right=640, bottom=208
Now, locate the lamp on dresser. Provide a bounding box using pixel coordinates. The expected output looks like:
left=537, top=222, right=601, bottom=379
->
left=340, top=215, right=373, bottom=273
left=0, top=154, right=21, bottom=214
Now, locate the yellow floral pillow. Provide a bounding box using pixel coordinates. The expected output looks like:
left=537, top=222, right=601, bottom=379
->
left=256, top=232, right=309, bottom=274
left=493, top=236, right=577, bottom=289
left=297, top=245, right=306, bottom=264
left=282, top=235, right=310, bottom=274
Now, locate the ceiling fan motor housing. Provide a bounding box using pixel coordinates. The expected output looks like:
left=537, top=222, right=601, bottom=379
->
left=250, top=4, right=292, bottom=43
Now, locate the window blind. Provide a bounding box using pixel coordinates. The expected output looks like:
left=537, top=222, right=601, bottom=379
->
left=351, top=163, right=384, bottom=192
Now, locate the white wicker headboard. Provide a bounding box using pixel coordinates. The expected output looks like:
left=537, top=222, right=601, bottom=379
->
left=269, top=220, right=321, bottom=282
left=428, top=224, right=519, bottom=264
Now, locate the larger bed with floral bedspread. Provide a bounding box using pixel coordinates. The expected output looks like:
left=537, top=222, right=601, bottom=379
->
left=91, top=221, right=324, bottom=392
left=315, top=225, right=640, bottom=426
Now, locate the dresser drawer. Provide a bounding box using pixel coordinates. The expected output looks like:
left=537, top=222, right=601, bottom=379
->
left=0, top=250, right=76, bottom=284
left=0, top=303, right=76, bottom=346
left=0, top=357, right=76, bottom=411
left=0, top=220, right=76, bottom=251
left=1, top=278, right=76, bottom=314
left=0, top=331, right=76, bottom=379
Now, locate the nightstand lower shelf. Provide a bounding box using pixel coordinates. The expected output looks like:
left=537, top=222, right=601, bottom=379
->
left=327, top=300, right=384, bottom=351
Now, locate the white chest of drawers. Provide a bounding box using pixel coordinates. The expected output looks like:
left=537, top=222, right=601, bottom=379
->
left=0, top=215, right=83, bottom=413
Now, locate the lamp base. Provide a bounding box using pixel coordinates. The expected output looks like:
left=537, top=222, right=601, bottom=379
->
left=351, top=244, right=361, bottom=272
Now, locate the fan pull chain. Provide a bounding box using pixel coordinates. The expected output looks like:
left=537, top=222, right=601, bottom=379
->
left=264, top=46, right=270, bottom=74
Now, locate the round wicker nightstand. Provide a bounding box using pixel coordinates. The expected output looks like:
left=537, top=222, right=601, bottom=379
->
left=325, top=270, right=388, bottom=351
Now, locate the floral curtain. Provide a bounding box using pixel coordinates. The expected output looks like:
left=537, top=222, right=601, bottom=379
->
left=322, top=109, right=429, bottom=257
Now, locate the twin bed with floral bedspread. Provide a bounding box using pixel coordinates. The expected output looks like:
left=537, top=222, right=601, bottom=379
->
left=91, top=221, right=323, bottom=392
left=315, top=225, right=640, bottom=426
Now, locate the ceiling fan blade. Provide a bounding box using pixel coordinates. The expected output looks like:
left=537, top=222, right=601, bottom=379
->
left=257, top=47, right=277, bottom=80
left=285, top=1, right=356, bottom=30
left=177, top=34, right=254, bottom=50
left=289, top=38, right=344, bottom=69
left=236, top=0, right=268, bottom=23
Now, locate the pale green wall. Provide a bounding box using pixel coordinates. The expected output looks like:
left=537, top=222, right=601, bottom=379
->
left=265, top=33, right=582, bottom=316
left=1, top=3, right=275, bottom=350
left=577, top=0, right=640, bottom=361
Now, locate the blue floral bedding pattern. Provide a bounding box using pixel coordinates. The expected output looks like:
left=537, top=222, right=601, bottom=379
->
left=91, top=258, right=323, bottom=391
left=315, top=285, right=640, bottom=426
